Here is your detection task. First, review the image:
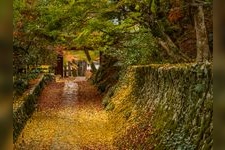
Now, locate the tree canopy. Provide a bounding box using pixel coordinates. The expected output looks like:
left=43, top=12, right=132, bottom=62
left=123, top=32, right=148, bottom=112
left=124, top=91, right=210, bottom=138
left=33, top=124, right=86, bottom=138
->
left=13, top=0, right=213, bottom=73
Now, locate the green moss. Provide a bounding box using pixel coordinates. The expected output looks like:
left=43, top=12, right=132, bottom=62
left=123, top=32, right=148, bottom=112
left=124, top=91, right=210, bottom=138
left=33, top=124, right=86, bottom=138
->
left=106, top=63, right=212, bottom=149
left=105, top=102, right=115, bottom=111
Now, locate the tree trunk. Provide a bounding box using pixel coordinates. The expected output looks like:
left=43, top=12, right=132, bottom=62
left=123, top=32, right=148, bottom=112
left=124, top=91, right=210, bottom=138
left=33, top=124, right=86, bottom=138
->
left=100, top=51, right=103, bottom=66
left=157, top=31, right=191, bottom=63
left=84, top=49, right=97, bottom=72
left=194, top=5, right=210, bottom=62
left=149, top=0, right=191, bottom=63
left=68, top=62, right=71, bottom=76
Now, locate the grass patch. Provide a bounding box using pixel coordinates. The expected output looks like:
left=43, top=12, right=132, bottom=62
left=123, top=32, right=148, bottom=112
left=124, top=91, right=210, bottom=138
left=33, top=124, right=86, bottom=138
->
left=64, top=50, right=99, bottom=62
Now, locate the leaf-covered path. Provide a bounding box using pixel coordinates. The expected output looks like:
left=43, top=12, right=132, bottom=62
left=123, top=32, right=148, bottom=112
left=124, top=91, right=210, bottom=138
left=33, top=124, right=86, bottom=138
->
left=14, top=77, right=115, bottom=150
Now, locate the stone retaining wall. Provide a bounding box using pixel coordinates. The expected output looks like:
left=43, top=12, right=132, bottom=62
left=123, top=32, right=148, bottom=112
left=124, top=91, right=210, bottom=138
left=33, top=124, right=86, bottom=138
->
left=106, top=63, right=213, bottom=149
left=13, top=74, right=54, bottom=143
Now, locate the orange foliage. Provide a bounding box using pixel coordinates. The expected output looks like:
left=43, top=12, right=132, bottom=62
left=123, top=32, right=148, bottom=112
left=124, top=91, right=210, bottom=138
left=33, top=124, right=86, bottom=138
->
left=55, top=45, right=66, bottom=55
left=168, top=7, right=183, bottom=23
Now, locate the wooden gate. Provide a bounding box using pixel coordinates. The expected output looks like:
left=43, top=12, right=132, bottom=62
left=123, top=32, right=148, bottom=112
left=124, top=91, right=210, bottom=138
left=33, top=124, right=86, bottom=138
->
left=55, top=54, right=63, bottom=77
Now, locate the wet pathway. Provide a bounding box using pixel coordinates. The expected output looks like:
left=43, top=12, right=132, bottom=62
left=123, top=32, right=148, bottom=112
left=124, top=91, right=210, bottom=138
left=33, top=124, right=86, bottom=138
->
left=14, top=77, right=115, bottom=150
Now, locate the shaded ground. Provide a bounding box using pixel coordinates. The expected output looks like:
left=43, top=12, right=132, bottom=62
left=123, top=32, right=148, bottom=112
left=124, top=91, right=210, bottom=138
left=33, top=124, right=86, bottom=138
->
left=14, top=77, right=115, bottom=150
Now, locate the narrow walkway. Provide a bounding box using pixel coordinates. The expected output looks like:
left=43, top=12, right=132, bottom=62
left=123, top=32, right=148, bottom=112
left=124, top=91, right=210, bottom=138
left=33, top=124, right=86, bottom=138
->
left=14, top=77, right=115, bottom=150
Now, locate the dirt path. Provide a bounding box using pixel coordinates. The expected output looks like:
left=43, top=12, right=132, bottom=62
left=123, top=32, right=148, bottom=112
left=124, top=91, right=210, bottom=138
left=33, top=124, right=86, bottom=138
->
left=14, top=77, right=115, bottom=150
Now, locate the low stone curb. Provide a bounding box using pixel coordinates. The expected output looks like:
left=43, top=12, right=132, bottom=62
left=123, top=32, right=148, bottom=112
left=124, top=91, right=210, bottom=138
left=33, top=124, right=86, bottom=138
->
left=13, top=74, right=54, bottom=143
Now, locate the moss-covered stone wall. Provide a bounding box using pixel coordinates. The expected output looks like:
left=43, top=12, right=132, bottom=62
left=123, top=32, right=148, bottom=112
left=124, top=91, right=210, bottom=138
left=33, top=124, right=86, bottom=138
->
left=13, top=74, right=54, bottom=143
left=105, top=63, right=212, bottom=149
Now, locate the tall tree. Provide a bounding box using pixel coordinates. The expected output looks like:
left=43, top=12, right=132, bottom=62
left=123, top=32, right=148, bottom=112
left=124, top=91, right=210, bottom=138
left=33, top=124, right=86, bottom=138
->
left=193, top=0, right=210, bottom=62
